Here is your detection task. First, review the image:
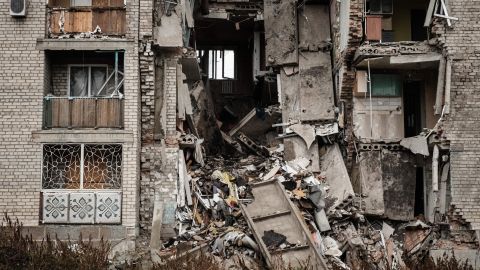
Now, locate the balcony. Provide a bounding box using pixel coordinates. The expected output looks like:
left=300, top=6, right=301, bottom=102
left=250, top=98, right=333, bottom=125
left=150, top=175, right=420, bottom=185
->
left=47, top=0, right=126, bottom=38
left=43, top=97, right=124, bottom=129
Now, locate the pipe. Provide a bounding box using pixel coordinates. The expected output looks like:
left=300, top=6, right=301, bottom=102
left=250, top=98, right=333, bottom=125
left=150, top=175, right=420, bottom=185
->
left=432, top=145, right=439, bottom=192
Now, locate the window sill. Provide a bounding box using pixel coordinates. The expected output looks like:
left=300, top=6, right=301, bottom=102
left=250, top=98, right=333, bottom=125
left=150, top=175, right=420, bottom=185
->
left=32, top=129, right=134, bottom=144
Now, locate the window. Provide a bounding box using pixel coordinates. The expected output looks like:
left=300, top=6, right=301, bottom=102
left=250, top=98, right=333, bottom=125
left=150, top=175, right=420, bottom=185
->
left=370, top=74, right=402, bottom=96
left=42, top=144, right=122, bottom=224
left=367, top=0, right=393, bottom=14
left=69, top=65, right=108, bottom=97
left=43, top=144, right=122, bottom=189
left=197, top=50, right=235, bottom=79
left=70, top=0, right=92, bottom=7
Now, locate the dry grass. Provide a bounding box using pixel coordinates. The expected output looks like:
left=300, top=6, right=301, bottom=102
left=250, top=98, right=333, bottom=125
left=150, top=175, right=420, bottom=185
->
left=0, top=214, right=110, bottom=270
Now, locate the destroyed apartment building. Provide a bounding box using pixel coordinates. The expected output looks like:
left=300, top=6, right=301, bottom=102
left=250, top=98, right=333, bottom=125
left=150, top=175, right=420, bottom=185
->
left=1, top=0, right=480, bottom=268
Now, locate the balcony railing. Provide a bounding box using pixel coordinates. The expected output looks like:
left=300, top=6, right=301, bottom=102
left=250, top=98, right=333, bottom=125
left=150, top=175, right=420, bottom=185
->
left=43, top=96, right=124, bottom=129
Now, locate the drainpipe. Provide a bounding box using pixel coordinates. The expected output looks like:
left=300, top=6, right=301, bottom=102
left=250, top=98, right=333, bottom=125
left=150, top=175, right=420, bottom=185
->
left=114, top=50, right=118, bottom=96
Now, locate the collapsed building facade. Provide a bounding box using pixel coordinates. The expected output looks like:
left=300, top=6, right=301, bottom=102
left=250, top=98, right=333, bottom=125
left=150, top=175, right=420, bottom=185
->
left=1, top=0, right=480, bottom=268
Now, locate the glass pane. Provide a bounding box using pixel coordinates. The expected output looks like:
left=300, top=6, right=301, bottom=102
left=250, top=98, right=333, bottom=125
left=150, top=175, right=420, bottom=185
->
left=70, top=66, right=88, bottom=97
left=371, top=74, right=402, bottom=96
left=223, top=50, right=235, bottom=79
left=42, top=144, right=81, bottom=189
left=83, top=144, right=122, bottom=189
left=71, top=0, right=92, bottom=7
left=369, top=0, right=381, bottom=13
left=91, top=67, right=108, bottom=96
left=382, top=0, right=392, bottom=13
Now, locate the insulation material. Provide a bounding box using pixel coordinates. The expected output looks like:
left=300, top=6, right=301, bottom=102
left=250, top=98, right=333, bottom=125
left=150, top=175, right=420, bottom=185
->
left=264, top=0, right=298, bottom=66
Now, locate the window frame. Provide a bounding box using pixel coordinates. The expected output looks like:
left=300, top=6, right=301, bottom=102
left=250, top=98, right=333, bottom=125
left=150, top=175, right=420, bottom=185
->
left=41, top=143, right=123, bottom=192
left=68, top=64, right=109, bottom=97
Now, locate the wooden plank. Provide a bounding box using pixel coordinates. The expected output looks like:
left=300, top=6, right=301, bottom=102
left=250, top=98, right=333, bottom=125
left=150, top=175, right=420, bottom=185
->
left=83, top=98, right=96, bottom=127
left=96, top=98, right=109, bottom=127
left=64, top=10, right=92, bottom=33
left=366, top=15, right=382, bottom=41
left=424, top=0, right=437, bottom=26
left=52, top=99, right=70, bottom=128
left=444, top=58, right=452, bottom=114
left=92, top=9, right=126, bottom=35
left=71, top=99, right=84, bottom=127
left=49, top=11, right=62, bottom=34
left=434, top=57, right=446, bottom=115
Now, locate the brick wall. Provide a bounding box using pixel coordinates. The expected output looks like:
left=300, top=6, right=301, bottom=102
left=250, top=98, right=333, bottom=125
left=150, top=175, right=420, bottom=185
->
left=432, top=2, right=480, bottom=230
left=0, top=0, right=141, bottom=237
left=0, top=0, right=46, bottom=226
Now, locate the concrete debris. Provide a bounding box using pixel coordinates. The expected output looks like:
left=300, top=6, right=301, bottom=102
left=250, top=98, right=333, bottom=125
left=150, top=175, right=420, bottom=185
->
left=289, top=123, right=316, bottom=149
left=400, top=135, right=430, bottom=156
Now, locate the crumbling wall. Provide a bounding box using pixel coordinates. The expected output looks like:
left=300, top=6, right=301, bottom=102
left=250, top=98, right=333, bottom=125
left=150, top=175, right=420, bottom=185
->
left=431, top=1, right=480, bottom=230
left=335, top=0, right=363, bottom=171
left=355, top=149, right=416, bottom=221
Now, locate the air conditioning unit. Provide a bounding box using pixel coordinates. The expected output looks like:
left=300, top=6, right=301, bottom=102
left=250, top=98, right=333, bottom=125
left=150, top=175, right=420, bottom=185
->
left=10, top=0, right=27, bottom=17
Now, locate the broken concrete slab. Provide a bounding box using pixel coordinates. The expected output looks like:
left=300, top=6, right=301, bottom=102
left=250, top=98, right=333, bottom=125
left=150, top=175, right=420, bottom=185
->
left=382, top=150, right=416, bottom=221
left=319, top=144, right=354, bottom=210
left=358, top=150, right=385, bottom=216
left=298, top=4, right=331, bottom=51
left=400, top=135, right=430, bottom=156
left=264, top=0, right=298, bottom=66
left=228, top=107, right=281, bottom=145
left=284, top=137, right=320, bottom=172
left=298, top=52, right=336, bottom=122
left=289, top=123, right=316, bottom=149
left=153, top=13, right=183, bottom=47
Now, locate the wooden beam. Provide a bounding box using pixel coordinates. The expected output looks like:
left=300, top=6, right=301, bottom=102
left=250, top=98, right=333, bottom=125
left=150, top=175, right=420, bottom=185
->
left=444, top=58, right=452, bottom=114
left=434, top=57, right=446, bottom=115
left=424, top=0, right=436, bottom=27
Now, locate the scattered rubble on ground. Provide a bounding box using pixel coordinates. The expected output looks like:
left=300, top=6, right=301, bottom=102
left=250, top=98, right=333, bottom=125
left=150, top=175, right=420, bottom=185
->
left=117, top=104, right=477, bottom=270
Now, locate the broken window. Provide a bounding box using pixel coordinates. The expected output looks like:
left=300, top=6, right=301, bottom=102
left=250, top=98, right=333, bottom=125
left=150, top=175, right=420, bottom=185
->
left=69, top=65, right=108, bottom=97
left=43, top=144, right=122, bottom=189
left=199, top=50, right=235, bottom=80
left=370, top=74, right=402, bottom=96
left=365, top=0, right=429, bottom=42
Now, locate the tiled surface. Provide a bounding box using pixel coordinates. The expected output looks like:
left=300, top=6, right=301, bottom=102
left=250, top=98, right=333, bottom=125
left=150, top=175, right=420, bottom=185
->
left=43, top=193, right=69, bottom=223
left=96, top=192, right=122, bottom=223
left=69, top=193, right=95, bottom=224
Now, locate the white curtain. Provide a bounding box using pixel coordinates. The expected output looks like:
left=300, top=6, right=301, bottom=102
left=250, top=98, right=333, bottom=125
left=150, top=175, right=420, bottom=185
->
left=70, top=67, right=88, bottom=97
left=91, top=67, right=107, bottom=96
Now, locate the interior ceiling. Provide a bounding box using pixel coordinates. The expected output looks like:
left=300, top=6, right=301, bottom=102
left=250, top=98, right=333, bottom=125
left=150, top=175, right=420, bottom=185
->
left=356, top=56, right=439, bottom=70
left=195, top=17, right=255, bottom=47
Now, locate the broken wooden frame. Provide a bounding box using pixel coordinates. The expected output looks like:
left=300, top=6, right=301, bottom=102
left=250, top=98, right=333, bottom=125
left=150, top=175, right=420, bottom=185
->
left=424, top=0, right=458, bottom=27
left=47, top=0, right=126, bottom=37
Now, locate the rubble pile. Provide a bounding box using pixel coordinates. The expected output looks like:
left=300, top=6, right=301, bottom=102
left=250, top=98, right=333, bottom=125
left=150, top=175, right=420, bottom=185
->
left=147, top=102, right=479, bottom=270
